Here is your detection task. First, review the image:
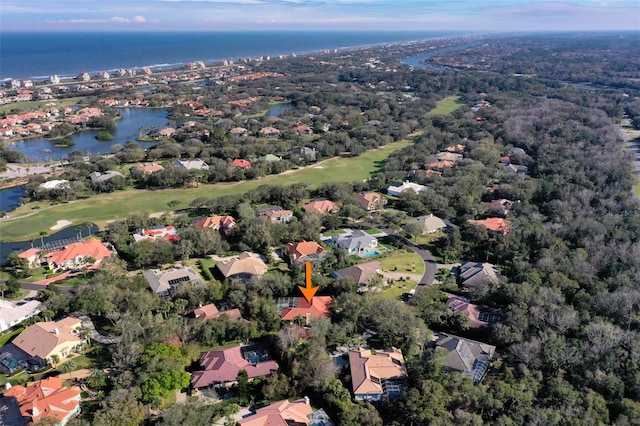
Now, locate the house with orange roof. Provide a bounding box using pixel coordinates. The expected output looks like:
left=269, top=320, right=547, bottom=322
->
left=277, top=296, right=332, bottom=323
left=238, top=398, right=332, bottom=426
left=229, top=127, right=248, bottom=138
left=43, top=239, right=113, bottom=272
left=133, top=162, right=164, bottom=174
left=348, top=347, right=407, bottom=401
left=257, top=207, right=294, bottom=224
left=353, top=192, right=387, bottom=212
left=187, top=303, right=243, bottom=322
left=133, top=225, right=180, bottom=243
left=469, top=217, right=511, bottom=235
left=10, top=316, right=85, bottom=366
left=302, top=200, right=339, bottom=214
left=285, top=241, right=327, bottom=264
left=426, top=160, right=456, bottom=171
left=446, top=144, right=466, bottom=153
left=292, top=125, right=313, bottom=136
left=18, top=248, right=42, bottom=269
left=191, top=343, right=278, bottom=389
left=3, top=377, right=81, bottom=425
left=259, top=127, right=281, bottom=138
left=192, top=215, right=236, bottom=233
left=231, top=158, right=252, bottom=169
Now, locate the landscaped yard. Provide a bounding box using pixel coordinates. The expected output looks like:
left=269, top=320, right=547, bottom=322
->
left=0, top=97, right=85, bottom=115
left=0, top=139, right=414, bottom=241
left=375, top=278, right=417, bottom=300
left=635, top=182, right=640, bottom=197
left=428, top=95, right=462, bottom=116
left=377, top=249, right=425, bottom=276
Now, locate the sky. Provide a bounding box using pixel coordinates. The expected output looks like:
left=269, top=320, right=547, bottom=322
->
left=0, top=0, right=638, bottom=32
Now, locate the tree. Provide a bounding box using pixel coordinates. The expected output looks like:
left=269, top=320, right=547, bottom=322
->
left=50, top=354, right=60, bottom=368
left=237, top=369, right=250, bottom=405
left=61, top=359, right=77, bottom=380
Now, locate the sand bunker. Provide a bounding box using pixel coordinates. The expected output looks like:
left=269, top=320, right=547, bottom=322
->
left=50, top=219, right=72, bottom=230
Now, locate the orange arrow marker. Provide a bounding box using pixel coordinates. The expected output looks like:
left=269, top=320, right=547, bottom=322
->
left=298, top=261, right=319, bottom=303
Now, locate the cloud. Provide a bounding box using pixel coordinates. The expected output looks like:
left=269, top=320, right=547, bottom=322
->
left=47, top=15, right=157, bottom=25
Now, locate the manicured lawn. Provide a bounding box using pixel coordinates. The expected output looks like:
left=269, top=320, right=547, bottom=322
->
left=428, top=95, right=462, bottom=116
left=0, top=97, right=85, bottom=115
left=364, top=228, right=384, bottom=235
left=635, top=182, right=640, bottom=198
left=322, top=229, right=346, bottom=237
left=376, top=278, right=416, bottom=300
left=0, top=327, right=24, bottom=346
left=377, top=249, right=425, bottom=275
left=0, top=139, right=413, bottom=241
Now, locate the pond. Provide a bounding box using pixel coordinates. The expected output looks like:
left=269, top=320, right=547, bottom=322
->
left=0, top=222, right=99, bottom=265
left=0, top=186, right=24, bottom=213
left=9, top=108, right=170, bottom=162
left=267, top=102, right=294, bottom=118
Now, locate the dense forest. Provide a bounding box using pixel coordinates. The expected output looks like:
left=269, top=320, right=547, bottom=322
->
left=2, top=33, right=640, bottom=425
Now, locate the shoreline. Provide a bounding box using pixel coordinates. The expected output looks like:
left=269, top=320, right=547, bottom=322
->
left=0, top=31, right=472, bottom=82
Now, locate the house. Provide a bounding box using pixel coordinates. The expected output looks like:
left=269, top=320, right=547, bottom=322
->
left=446, top=294, right=501, bottom=328
left=291, top=146, right=317, bottom=161
left=458, top=261, right=500, bottom=288
left=386, top=181, right=428, bottom=197
left=285, top=241, right=327, bottom=264
left=229, top=127, right=248, bottom=138
left=259, top=153, right=282, bottom=162
left=353, top=192, right=387, bottom=212
left=303, top=199, right=339, bottom=214
left=188, top=303, right=243, bottom=322
left=258, top=207, right=294, bottom=224
left=191, top=344, right=279, bottom=389
left=426, top=160, right=456, bottom=171
left=407, top=214, right=448, bottom=234
left=504, top=163, right=528, bottom=174
left=143, top=267, right=202, bottom=298
left=133, top=163, right=164, bottom=174
left=193, top=215, right=237, bottom=233
left=482, top=199, right=514, bottom=218
left=436, top=152, right=463, bottom=162
left=215, top=252, right=268, bottom=281
left=133, top=225, right=180, bottom=243
left=0, top=300, right=43, bottom=333
left=446, top=144, right=466, bottom=153
left=231, top=158, right=252, bottom=169
left=259, top=127, right=281, bottom=138
left=89, top=170, right=124, bottom=184
left=44, top=239, right=114, bottom=272
left=174, top=158, right=210, bottom=171
left=17, top=248, right=42, bottom=269
left=11, top=317, right=85, bottom=366
left=3, top=377, right=81, bottom=425
left=293, top=125, right=313, bottom=136
left=332, top=261, right=382, bottom=292
left=469, top=217, right=511, bottom=235
left=348, top=347, right=408, bottom=401
left=277, top=296, right=332, bottom=322
left=331, top=230, right=378, bottom=256
left=238, top=398, right=334, bottom=426
left=76, top=72, right=91, bottom=82
left=430, top=332, right=496, bottom=383
left=38, top=180, right=70, bottom=191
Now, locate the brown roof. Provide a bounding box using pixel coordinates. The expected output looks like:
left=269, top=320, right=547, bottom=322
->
left=348, top=347, right=407, bottom=397
left=215, top=252, right=268, bottom=279
left=134, top=162, right=164, bottom=174
left=286, top=241, right=326, bottom=261
left=13, top=317, right=83, bottom=360
left=280, top=296, right=332, bottom=321
left=193, top=215, right=236, bottom=231
left=302, top=200, right=339, bottom=214
left=469, top=217, right=511, bottom=234
left=334, top=261, right=382, bottom=285
left=238, top=398, right=313, bottom=426
left=191, top=303, right=243, bottom=321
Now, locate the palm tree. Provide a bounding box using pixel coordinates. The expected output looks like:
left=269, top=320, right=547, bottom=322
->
left=50, top=354, right=60, bottom=368
left=61, top=359, right=77, bottom=381
left=39, top=231, right=48, bottom=247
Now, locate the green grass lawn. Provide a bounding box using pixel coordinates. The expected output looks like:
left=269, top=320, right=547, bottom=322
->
left=428, top=95, right=462, bottom=116
left=364, top=228, right=384, bottom=235
left=322, top=229, right=346, bottom=237
left=376, top=278, right=416, bottom=300
left=0, top=139, right=413, bottom=241
left=635, top=182, right=640, bottom=198
left=0, top=97, right=85, bottom=115
left=0, top=328, right=24, bottom=346
left=377, top=249, right=425, bottom=275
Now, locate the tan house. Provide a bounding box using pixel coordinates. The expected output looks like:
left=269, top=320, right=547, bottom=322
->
left=215, top=252, right=268, bottom=281
left=302, top=199, right=339, bottom=214
left=353, top=192, right=387, bottom=211
left=348, top=347, right=407, bottom=401
left=43, top=239, right=114, bottom=272
left=12, top=317, right=85, bottom=365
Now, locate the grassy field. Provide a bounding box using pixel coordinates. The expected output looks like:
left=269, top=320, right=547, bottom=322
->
left=636, top=182, right=640, bottom=198
left=378, top=249, right=425, bottom=276
left=376, top=278, right=416, bottom=300
left=0, top=139, right=413, bottom=241
left=0, top=97, right=85, bottom=115
left=428, top=95, right=462, bottom=116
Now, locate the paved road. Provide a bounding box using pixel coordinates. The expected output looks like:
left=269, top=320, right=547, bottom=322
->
left=15, top=281, right=87, bottom=295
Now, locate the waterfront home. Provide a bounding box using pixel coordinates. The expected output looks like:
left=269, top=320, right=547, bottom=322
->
left=43, top=239, right=114, bottom=272
left=133, top=225, right=180, bottom=243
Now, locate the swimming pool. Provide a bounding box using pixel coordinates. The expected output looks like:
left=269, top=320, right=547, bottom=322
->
left=361, top=250, right=381, bottom=258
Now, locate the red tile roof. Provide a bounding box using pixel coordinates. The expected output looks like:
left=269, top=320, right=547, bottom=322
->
left=193, top=215, right=236, bottom=231
left=469, top=217, right=511, bottom=234
left=285, top=241, right=326, bottom=261
left=45, top=239, right=113, bottom=267
left=191, top=345, right=278, bottom=388
left=238, top=398, right=313, bottom=426
left=231, top=159, right=252, bottom=169
left=4, top=377, right=81, bottom=424
left=302, top=200, right=339, bottom=214
left=280, top=296, right=332, bottom=321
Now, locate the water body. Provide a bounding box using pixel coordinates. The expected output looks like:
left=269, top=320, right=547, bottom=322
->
left=0, top=186, right=24, bottom=213
left=0, top=31, right=462, bottom=80
left=9, top=108, right=169, bottom=162
left=0, top=222, right=99, bottom=265
left=401, top=41, right=483, bottom=70
left=267, top=103, right=294, bottom=118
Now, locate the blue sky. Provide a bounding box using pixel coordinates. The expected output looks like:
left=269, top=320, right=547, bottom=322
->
left=1, top=0, right=638, bottom=32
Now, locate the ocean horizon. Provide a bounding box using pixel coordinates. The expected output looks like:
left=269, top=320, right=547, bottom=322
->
left=0, top=31, right=465, bottom=81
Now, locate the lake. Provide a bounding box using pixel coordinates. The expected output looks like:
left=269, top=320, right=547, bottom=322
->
left=0, top=186, right=24, bottom=213
left=401, top=41, right=483, bottom=70
left=9, top=108, right=170, bottom=162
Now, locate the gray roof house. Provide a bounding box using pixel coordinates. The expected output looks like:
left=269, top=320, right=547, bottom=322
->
left=143, top=267, right=202, bottom=297
left=458, top=262, right=500, bottom=288
left=408, top=214, right=447, bottom=234
left=174, top=158, right=210, bottom=171
left=332, top=261, right=382, bottom=292
left=291, top=146, right=317, bottom=161
left=331, top=230, right=378, bottom=256
left=89, top=170, right=124, bottom=183
left=431, top=332, right=496, bottom=383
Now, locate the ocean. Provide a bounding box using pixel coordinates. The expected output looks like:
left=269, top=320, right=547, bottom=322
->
left=0, top=31, right=462, bottom=81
